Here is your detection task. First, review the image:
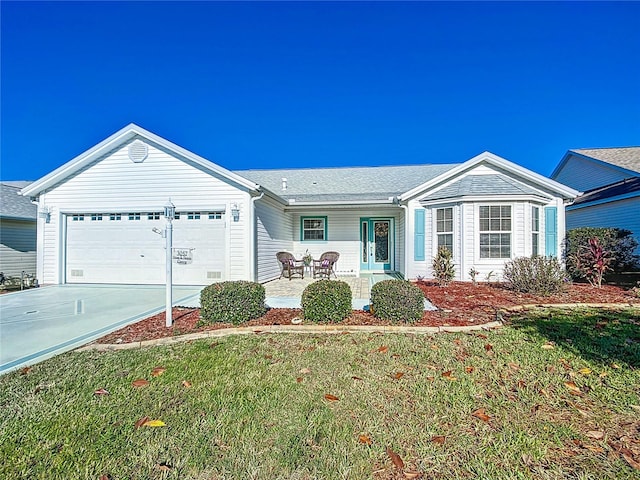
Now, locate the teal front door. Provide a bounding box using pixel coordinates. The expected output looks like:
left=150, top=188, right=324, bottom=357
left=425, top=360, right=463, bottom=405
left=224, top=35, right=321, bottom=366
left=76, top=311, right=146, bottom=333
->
left=360, top=218, right=393, bottom=271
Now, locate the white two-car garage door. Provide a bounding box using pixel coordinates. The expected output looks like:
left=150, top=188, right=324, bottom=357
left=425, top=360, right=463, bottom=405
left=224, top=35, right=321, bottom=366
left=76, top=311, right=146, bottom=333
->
left=65, top=211, right=226, bottom=285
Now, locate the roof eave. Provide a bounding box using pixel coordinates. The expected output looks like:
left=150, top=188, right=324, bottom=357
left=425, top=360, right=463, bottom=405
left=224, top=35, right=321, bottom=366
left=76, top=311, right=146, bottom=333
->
left=21, top=123, right=259, bottom=197
left=419, top=193, right=552, bottom=206
left=401, top=151, right=579, bottom=201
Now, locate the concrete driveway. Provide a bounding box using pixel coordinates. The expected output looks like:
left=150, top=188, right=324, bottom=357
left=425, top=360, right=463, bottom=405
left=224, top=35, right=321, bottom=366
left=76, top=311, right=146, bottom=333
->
left=0, top=284, right=203, bottom=374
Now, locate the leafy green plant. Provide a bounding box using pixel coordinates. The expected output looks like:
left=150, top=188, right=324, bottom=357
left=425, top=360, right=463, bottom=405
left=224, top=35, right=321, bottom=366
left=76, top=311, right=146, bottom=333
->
left=503, top=256, right=566, bottom=296
left=564, top=227, right=639, bottom=279
left=468, top=267, right=479, bottom=286
left=301, top=279, right=352, bottom=323
left=571, top=237, right=614, bottom=288
left=200, top=281, right=266, bottom=325
left=432, top=246, right=455, bottom=286
left=370, top=279, right=424, bottom=323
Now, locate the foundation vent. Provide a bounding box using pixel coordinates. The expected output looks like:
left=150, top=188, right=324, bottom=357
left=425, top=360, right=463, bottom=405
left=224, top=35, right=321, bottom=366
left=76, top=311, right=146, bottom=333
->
left=70, top=269, right=84, bottom=277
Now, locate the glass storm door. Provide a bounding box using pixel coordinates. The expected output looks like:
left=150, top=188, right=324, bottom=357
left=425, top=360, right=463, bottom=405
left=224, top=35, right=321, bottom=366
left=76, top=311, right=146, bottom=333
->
left=360, top=218, right=392, bottom=271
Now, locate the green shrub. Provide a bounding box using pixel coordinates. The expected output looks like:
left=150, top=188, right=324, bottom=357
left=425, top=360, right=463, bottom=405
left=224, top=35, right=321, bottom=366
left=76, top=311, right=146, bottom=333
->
left=432, top=247, right=455, bottom=286
left=503, top=256, right=566, bottom=296
left=301, top=280, right=352, bottom=323
left=564, top=227, right=639, bottom=279
left=370, top=280, right=424, bottom=323
left=200, top=281, right=266, bottom=325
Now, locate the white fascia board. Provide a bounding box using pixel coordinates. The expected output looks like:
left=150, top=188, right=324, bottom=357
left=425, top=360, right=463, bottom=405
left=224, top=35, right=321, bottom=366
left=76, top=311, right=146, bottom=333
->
left=285, top=199, right=396, bottom=208
left=399, top=151, right=579, bottom=201
left=21, top=123, right=260, bottom=197
left=419, top=194, right=552, bottom=207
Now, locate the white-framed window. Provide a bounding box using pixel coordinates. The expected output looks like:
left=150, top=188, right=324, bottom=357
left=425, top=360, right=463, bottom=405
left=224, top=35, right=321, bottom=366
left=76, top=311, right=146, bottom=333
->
left=436, top=207, right=453, bottom=253
left=128, top=213, right=141, bottom=221
left=90, top=213, right=102, bottom=221
left=208, top=211, right=223, bottom=220
left=187, top=212, right=201, bottom=220
left=479, top=205, right=511, bottom=259
left=148, top=212, right=161, bottom=220
left=72, top=214, right=84, bottom=222
left=174, top=212, right=181, bottom=220
left=301, top=217, right=327, bottom=241
left=109, top=213, right=121, bottom=221
left=531, top=206, right=540, bottom=256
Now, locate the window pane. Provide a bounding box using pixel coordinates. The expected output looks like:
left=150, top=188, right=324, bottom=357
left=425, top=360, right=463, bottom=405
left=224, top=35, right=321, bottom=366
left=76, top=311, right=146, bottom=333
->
left=479, top=206, right=489, bottom=219
left=532, top=233, right=539, bottom=256
left=490, top=206, right=501, bottom=218
left=438, top=233, right=453, bottom=252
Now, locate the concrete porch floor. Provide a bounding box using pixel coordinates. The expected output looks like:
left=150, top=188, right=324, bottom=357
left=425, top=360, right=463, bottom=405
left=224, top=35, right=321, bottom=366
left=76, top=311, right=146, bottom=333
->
left=263, top=273, right=436, bottom=311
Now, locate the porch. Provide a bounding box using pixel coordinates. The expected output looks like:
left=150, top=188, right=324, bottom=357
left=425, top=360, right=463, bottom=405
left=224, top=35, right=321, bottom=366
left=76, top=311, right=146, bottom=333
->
left=262, top=272, right=434, bottom=310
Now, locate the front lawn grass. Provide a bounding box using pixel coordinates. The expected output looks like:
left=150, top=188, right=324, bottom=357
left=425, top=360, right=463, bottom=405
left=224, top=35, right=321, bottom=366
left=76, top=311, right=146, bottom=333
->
left=1, top=307, right=638, bottom=479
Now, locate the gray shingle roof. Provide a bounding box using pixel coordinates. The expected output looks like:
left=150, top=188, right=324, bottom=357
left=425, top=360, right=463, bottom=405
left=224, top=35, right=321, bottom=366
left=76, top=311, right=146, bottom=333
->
left=233, top=164, right=459, bottom=202
left=572, top=147, right=640, bottom=174
left=419, top=174, right=542, bottom=202
left=572, top=177, right=640, bottom=206
left=1, top=183, right=37, bottom=220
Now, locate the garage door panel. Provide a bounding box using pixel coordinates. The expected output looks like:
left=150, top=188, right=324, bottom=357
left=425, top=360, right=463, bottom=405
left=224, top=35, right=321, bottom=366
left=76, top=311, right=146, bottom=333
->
left=66, top=214, right=226, bottom=285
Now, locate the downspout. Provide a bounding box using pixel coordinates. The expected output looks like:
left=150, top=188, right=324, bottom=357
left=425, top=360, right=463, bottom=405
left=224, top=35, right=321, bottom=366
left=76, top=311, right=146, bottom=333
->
left=249, top=191, right=265, bottom=282
left=396, top=197, right=409, bottom=279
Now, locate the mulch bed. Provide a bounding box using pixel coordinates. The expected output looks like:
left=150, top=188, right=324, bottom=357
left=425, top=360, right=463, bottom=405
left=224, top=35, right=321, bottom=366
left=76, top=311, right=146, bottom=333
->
left=96, top=281, right=639, bottom=345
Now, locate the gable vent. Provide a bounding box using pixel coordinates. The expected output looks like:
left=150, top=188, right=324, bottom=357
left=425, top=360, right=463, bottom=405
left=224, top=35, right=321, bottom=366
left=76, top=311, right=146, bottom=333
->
left=128, top=140, right=149, bottom=163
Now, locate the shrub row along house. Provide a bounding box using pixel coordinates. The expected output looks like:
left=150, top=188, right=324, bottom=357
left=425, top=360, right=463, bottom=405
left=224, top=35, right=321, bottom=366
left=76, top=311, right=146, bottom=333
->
left=20, top=124, right=578, bottom=286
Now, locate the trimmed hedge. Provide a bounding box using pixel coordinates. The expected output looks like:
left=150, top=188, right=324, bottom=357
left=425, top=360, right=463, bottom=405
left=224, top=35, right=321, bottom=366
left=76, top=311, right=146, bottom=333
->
left=301, top=280, right=352, bottom=323
left=370, top=280, right=424, bottom=323
left=503, top=255, right=566, bottom=296
left=200, top=281, right=266, bottom=325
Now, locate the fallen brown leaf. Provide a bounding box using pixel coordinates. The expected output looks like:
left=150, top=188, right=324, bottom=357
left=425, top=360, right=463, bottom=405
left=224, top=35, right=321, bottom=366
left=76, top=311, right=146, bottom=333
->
left=182, top=380, right=192, bottom=388
left=508, top=362, right=520, bottom=371
left=392, top=372, right=405, bottom=380
left=431, top=435, right=446, bottom=444
left=134, top=416, right=150, bottom=429
left=156, top=462, right=172, bottom=471
left=94, top=388, right=110, bottom=396
left=358, top=434, right=372, bottom=445
left=296, top=377, right=303, bottom=383
left=622, top=453, right=640, bottom=470
left=541, top=342, right=555, bottom=350
left=299, top=367, right=311, bottom=374
left=586, top=430, right=604, bottom=440
left=476, top=333, right=488, bottom=339
left=352, top=375, right=363, bottom=381
left=442, top=371, right=457, bottom=381
left=378, top=345, right=389, bottom=353
left=564, top=381, right=583, bottom=396
left=472, top=408, right=491, bottom=422
left=20, top=366, right=32, bottom=375
left=484, top=343, right=493, bottom=351
left=324, top=393, right=339, bottom=402
left=403, top=471, right=423, bottom=479
left=151, top=367, right=166, bottom=377
left=386, top=446, right=404, bottom=469
left=465, top=366, right=475, bottom=373
left=132, top=379, right=150, bottom=388
left=426, top=376, right=435, bottom=382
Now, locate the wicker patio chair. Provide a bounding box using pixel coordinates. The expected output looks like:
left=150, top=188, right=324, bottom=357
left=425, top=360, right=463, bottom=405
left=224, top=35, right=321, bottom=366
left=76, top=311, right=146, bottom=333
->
left=276, top=251, right=305, bottom=280
left=312, top=251, right=339, bottom=279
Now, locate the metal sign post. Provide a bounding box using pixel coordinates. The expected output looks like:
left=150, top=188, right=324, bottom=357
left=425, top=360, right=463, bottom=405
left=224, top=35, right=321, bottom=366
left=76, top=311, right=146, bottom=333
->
left=164, top=199, right=175, bottom=328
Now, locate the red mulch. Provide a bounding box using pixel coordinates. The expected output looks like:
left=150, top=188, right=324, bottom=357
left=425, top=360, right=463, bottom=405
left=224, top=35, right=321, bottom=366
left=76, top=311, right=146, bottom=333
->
left=96, top=281, right=639, bottom=345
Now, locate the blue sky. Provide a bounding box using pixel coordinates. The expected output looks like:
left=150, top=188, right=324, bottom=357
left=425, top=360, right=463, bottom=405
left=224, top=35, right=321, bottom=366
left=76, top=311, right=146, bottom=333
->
left=1, top=1, right=638, bottom=181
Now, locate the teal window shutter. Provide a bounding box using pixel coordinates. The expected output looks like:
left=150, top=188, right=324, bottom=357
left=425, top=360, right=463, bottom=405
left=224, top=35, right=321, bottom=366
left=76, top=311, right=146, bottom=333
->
left=544, top=207, right=557, bottom=257
left=414, top=209, right=425, bottom=261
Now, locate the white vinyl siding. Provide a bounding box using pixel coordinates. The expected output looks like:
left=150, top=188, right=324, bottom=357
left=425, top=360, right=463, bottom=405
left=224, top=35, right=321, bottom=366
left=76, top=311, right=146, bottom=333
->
left=0, top=219, right=37, bottom=277
left=255, top=197, right=294, bottom=283
left=37, top=139, right=250, bottom=285
left=291, top=208, right=402, bottom=275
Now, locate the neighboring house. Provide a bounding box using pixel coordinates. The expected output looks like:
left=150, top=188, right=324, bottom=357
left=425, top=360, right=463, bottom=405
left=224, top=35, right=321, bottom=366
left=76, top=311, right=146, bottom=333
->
left=1, top=181, right=37, bottom=277
left=21, top=124, right=578, bottom=286
left=551, top=147, right=640, bottom=255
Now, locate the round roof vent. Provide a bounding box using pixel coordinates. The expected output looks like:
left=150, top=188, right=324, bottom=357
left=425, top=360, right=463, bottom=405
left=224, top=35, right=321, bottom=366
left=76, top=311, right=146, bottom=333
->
left=128, top=140, right=148, bottom=163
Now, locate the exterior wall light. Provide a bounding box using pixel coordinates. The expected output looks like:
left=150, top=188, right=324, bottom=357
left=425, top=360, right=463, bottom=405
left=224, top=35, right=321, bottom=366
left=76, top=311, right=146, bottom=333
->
left=231, top=203, right=240, bottom=222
